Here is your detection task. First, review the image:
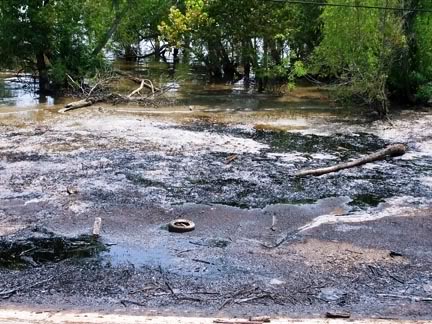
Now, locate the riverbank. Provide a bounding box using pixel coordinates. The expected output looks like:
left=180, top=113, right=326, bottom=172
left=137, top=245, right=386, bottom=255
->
left=0, top=104, right=431, bottom=319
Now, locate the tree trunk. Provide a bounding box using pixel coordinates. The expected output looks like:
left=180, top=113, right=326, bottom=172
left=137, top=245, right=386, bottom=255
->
left=124, top=45, right=136, bottom=61
left=92, top=2, right=130, bottom=57
left=154, top=38, right=161, bottom=61
left=173, top=48, right=179, bottom=63
left=241, top=40, right=251, bottom=85
left=36, top=52, right=50, bottom=94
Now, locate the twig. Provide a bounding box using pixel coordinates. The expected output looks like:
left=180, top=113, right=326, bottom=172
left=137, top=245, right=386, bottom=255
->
left=0, top=276, right=54, bottom=299
left=377, top=294, right=432, bottom=302
left=326, top=312, right=351, bottom=319
left=213, top=320, right=263, bottom=324
left=260, top=229, right=298, bottom=249
left=225, top=154, right=238, bottom=164
left=192, top=259, right=215, bottom=265
left=235, top=293, right=272, bottom=304
left=120, top=299, right=146, bottom=307
left=165, top=280, right=175, bottom=295
left=66, top=74, right=84, bottom=94
left=271, top=215, right=277, bottom=231
left=86, top=81, right=102, bottom=98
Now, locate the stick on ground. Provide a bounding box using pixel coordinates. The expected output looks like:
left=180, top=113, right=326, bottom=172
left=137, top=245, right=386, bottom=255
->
left=295, top=143, right=407, bottom=177
left=92, top=217, right=102, bottom=237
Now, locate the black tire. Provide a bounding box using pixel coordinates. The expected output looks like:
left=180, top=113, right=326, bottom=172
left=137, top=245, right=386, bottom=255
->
left=168, top=219, right=195, bottom=233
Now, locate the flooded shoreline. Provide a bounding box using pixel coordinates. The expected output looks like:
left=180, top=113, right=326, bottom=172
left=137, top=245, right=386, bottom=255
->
left=1, top=81, right=432, bottom=318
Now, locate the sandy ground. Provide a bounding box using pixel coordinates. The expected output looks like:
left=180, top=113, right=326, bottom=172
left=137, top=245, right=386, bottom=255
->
left=1, top=308, right=432, bottom=324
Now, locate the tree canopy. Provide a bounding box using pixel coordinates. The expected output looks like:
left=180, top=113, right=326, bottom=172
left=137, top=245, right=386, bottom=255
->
left=1, top=0, right=431, bottom=113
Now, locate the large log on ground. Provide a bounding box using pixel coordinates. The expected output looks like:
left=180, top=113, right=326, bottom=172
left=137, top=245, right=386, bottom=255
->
left=295, top=143, right=407, bottom=177
left=59, top=99, right=94, bottom=113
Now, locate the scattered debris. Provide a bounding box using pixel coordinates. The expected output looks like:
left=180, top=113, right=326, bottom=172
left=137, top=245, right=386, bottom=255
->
left=249, top=316, right=271, bottom=322
left=220, top=287, right=275, bottom=310
left=325, top=311, right=351, bottom=319
left=225, top=154, right=238, bottom=164
left=60, top=71, right=173, bottom=113
left=168, top=219, right=196, bottom=233
left=214, top=320, right=266, bottom=324
left=66, top=186, right=79, bottom=195
left=0, top=276, right=54, bottom=300
left=377, top=294, right=432, bottom=302
left=0, top=231, right=106, bottom=268
left=192, top=259, right=215, bottom=265
left=189, top=238, right=230, bottom=248
left=389, top=251, right=404, bottom=257
left=92, top=217, right=102, bottom=237
left=120, top=299, right=146, bottom=307
left=270, top=215, right=277, bottom=231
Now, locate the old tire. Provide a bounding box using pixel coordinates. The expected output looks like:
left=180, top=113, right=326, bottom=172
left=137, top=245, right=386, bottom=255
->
left=168, top=219, right=195, bottom=233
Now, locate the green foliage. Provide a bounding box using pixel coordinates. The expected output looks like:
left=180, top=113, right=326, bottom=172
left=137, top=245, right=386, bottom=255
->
left=412, top=6, right=432, bottom=102
left=158, top=0, right=320, bottom=85
left=311, top=0, right=406, bottom=113
left=0, top=0, right=114, bottom=90
left=0, top=0, right=431, bottom=108
left=113, top=0, right=173, bottom=53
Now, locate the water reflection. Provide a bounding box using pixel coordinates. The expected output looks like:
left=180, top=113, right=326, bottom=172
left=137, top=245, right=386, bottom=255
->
left=0, top=75, right=57, bottom=108
left=0, top=59, right=335, bottom=115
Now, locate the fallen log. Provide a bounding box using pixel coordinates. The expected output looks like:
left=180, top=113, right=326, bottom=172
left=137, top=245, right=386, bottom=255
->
left=59, top=99, right=95, bottom=113
left=295, top=143, right=407, bottom=177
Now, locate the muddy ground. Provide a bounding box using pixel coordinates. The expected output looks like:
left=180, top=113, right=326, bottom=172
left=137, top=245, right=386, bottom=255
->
left=0, top=103, right=432, bottom=320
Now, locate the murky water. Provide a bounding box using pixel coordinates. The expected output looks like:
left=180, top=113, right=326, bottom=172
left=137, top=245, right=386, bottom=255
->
left=0, top=75, right=59, bottom=108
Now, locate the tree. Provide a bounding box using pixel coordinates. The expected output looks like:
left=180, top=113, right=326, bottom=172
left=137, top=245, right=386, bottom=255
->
left=0, top=0, right=128, bottom=93
left=158, top=0, right=319, bottom=87
left=311, top=0, right=406, bottom=115
left=413, top=7, right=432, bottom=102
left=393, top=0, right=432, bottom=103
left=113, top=0, right=174, bottom=60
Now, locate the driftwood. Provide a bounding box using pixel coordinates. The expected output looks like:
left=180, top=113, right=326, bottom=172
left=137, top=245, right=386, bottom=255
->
left=115, top=70, right=161, bottom=92
left=60, top=79, right=164, bottom=113
left=59, top=99, right=97, bottom=113
left=128, top=79, right=156, bottom=97
left=59, top=69, right=168, bottom=113
left=296, top=143, right=407, bottom=177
